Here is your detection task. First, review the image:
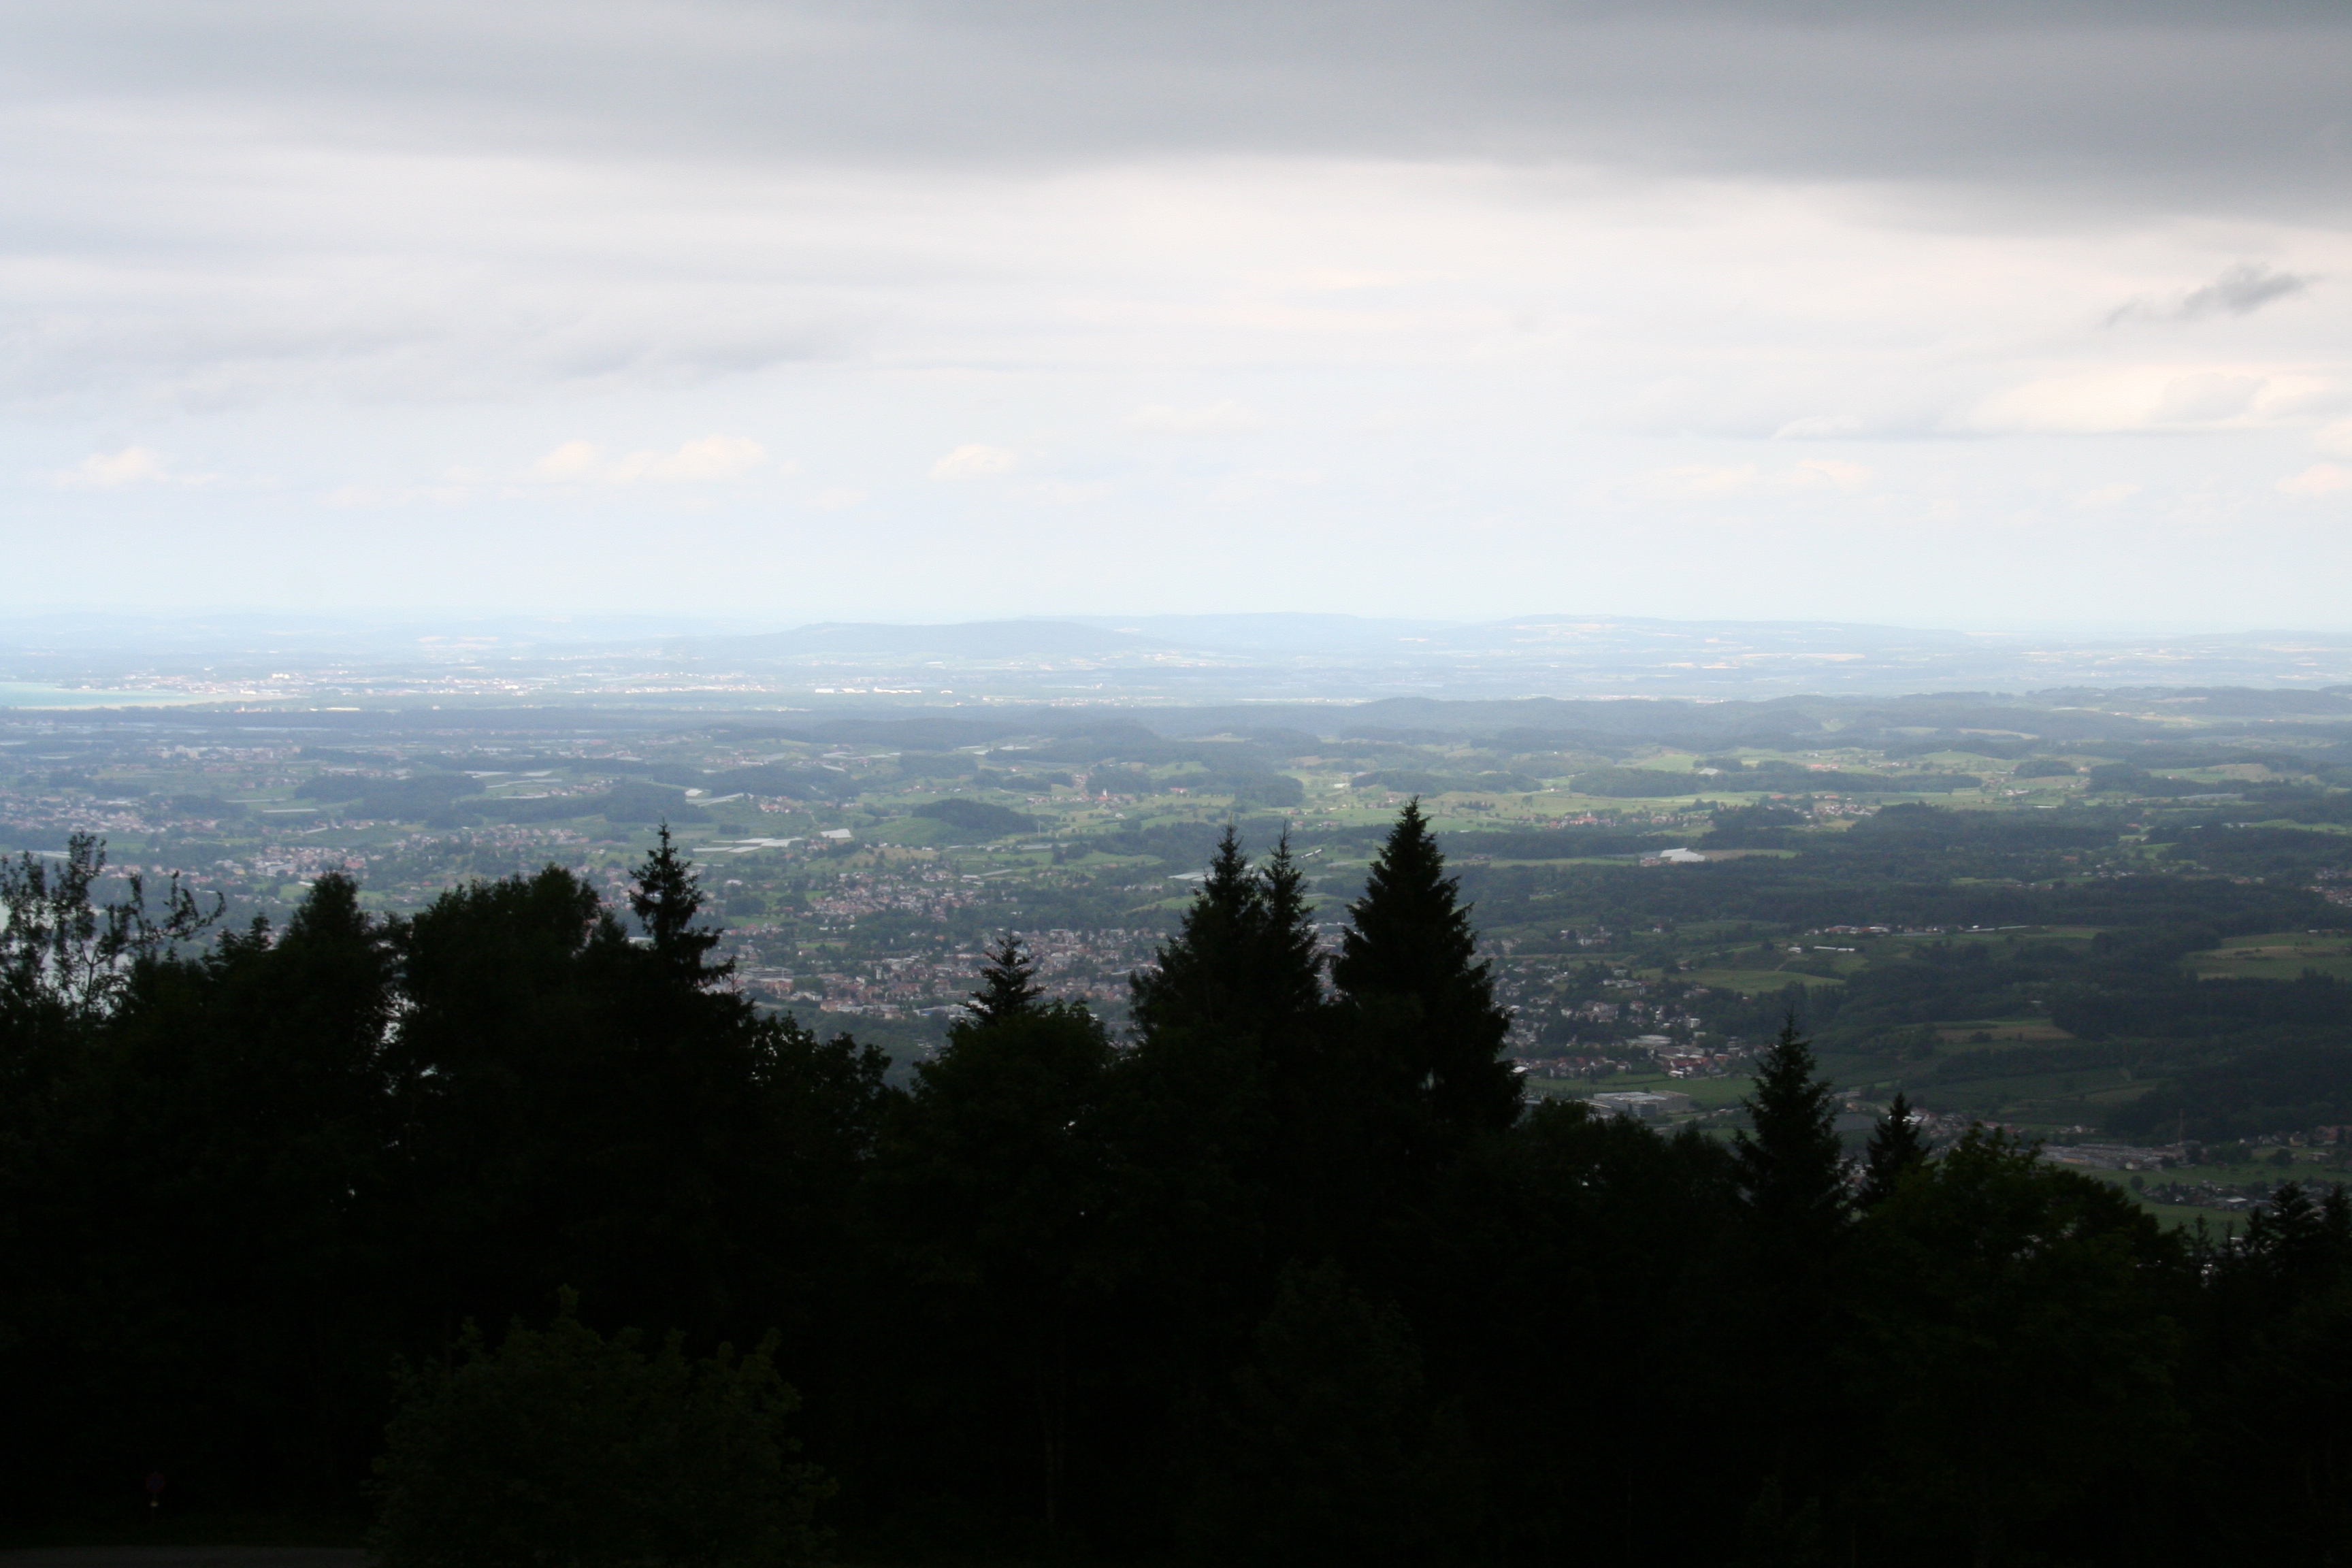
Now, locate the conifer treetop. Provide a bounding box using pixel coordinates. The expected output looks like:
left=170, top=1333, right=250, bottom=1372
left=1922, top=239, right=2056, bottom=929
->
left=1128, top=823, right=1324, bottom=1043
left=1333, top=800, right=1518, bottom=1137
left=1333, top=800, right=1485, bottom=1007
left=968, top=934, right=1044, bottom=1025
left=1859, top=1090, right=1929, bottom=1207
left=1735, top=1013, right=1849, bottom=1236
left=630, top=824, right=728, bottom=983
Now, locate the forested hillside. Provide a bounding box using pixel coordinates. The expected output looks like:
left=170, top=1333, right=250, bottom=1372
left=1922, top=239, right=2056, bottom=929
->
left=4, top=810, right=2351, bottom=1565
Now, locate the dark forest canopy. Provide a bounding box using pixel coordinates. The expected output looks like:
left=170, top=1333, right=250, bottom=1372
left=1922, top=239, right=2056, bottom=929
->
left=3, top=816, right=2351, bottom=1566
left=912, top=796, right=1036, bottom=836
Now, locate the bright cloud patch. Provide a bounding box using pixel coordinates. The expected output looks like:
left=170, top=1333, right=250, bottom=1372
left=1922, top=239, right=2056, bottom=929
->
left=1962, top=368, right=2332, bottom=434
left=1130, top=401, right=1260, bottom=435
left=1771, top=414, right=1864, bottom=440
left=1635, top=460, right=1871, bottom=501
left=2278, top=464, right=2352, bottom=497
left=2152, top=373, right=2269, bottom=425
left=2074, top=483, right=2143, bottom=509
left=931, top=444, right=1017, bottom=480
left=56, top=447, right=174, bottom=488
left=531, top=436, right=770, bottom=485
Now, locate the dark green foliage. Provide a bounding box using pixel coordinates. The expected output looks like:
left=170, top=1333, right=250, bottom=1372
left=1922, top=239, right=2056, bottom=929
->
left=0, top=831, right=218, bottom=1024
left=2172, top=1183, right=2352, bottom=1558
left=373, top=1297, right=830, bottom=1568
left=592, top=760, right=707, bottom=785
left=1845, top=1131, right=2185, bottom=1565
left=1453, top=806, right=2343, bottom=1064
left=1186, top=1261, right=1471, bottom=1568
left=1816, top=770, right=1984, bottom=793
left=704, top=762, right=858, bottom=798
left=1576, top=764, right=1982, bottom=796
left=601, top=783, right=710, bottom=824
left=1725, top=1015, right=1850, bottom=1495
left=5, top=870, right=396, bottom=1509
left=1437, top=825, right=1675, bottom=859
left=1735, top=1015, right=1848, bottom=1243
left=1096, top=817, right=1227, bottom=868
left=1859, top=1090, right=1927, bottom=1207
left=385, top=838, right=881, bottom=1345
left=1333, top=801, right=1518, bottom=1141
left=1132, top=827, right=1322, bottom=1044
left=1411, top=1102, right=1740, bottom=1558
left=631, top=823, right=724, bottom=972
left=0, top=826, right=906, bottom=1522
left=296, top=771, right=480, bottom=822
left=11, top=800, right=2352, bottom=1565
left=1221, top=770, right=1306, bottom=808
left=911, top=797, right=1036, bottom=836
left=881, top=998, right=1116, bottom=1539
left=2087, top=763, right=2155, bottom=793
left=488, top=783, right=716, bottom=824
left=1563, top=766, right=1708, bottom=798
left=2085, top=762, right=2240, bottom=798
left=2067, top=969, right=2352, bottom=1049
left=1118, top=825, right=1327, bottom=1341
left=1352, top=769, right=1538, bottom=796
left=162, top=791, right=248, bottom=819
left=1731, top=1479, right=1825, bottom=1568
left=1455, top=810, right=2329, bottom=956
left=1705, top=800, right=1808, bottom=845
left=967, top=935, right=1043, bottom=1024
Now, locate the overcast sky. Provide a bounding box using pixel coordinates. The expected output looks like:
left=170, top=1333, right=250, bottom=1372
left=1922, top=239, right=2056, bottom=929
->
left=5, top=0, right=2350, bottom=630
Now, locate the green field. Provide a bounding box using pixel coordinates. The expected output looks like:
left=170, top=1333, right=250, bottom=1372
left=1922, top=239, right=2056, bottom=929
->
left=1527, top=1070, right=1757, bottom=1112
left=2183, top=932, right=2352, bottom=982
left=1682, top=966, right=1845, bottom=993
left=2076, top=1152, right=2352, bottom=1235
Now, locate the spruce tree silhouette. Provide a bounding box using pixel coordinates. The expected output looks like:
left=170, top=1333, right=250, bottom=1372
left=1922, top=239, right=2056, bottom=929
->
left=1729, top=1011, right=1848, bottom=1513
left=1131, top=826, right=1292, bottom=1039
left=1735, top=1012, right=1848, bottom=1244
left=968, top=935, right=1043, bottom=1025
left=629, top=824, right=726, bottom=983
left=1333, top=800, right=1517, bottom=1139
left=1859, top=1090, right=1927, bottom=1207
left=1253, top=832, right=1326, bottom=1038
left=1122, top=821, right=1330, bottom=1194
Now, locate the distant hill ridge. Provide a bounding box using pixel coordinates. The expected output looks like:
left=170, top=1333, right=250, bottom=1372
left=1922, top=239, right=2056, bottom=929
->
left=698, top=620, right=1171, bottom=659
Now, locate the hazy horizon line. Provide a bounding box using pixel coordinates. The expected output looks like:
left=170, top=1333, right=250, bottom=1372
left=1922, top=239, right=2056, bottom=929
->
left=3, top=607, right=2351, bottom=643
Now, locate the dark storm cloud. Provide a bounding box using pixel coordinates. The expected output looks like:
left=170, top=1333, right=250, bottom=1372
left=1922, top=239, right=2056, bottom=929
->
left=5, top=0, right=2348, bottom=218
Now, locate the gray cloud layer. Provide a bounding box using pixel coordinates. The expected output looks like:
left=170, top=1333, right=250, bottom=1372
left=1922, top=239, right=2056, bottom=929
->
left=2177, top=263, right=2315, bottom=318
left=5, top=1, right=2351, bottom=625
left=7, top=1, right=2349, bottom=217
left=2106, top=263, right=2320, bottom=327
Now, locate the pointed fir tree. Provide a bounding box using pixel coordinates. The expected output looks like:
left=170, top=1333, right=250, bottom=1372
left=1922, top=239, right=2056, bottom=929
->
left=1113, top=825, right=1333, bottom=1381
left=1253, top=832, right=1326, bottom=1035
left=1859, top=1090, right=1928, bottom=1207
left=625, top=827, right=724, bottom=987
left=1332, top=800, right=1518, bottom=1137
left=1734, top=1012, right=1849, bottom=1242
left=1130, top=825, right=1322, bottom=1042
left=629, top=824, right=728, bottom=985
left=2237, top=1179, right=2352, bottom=1298
left=1726, top=1013, right=1851, bottom=1492
left=968, top=934, right=1043, bottom=1026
